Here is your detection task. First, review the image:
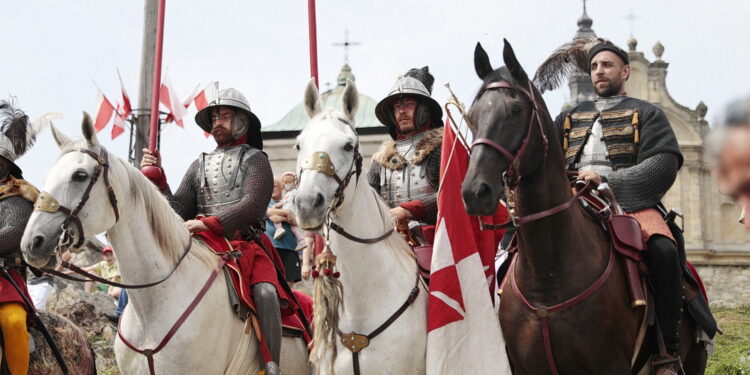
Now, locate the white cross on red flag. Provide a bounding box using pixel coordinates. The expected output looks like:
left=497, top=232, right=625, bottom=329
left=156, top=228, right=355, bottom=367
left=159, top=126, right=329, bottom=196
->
left=426, top=117, right=512, bottom=374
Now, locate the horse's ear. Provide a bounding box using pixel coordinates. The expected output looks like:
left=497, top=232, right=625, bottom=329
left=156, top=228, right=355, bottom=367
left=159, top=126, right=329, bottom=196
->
left=341, top=79, right=359, bottom=122
left=50, top=125, right=72, bottom=149
left=303, top=78, right=321, bottom=119
left=502, top=38, right=529, bottom=83
left=81, top=112, right=100, bottom=147
left=474, top=42, right=493, bottom=80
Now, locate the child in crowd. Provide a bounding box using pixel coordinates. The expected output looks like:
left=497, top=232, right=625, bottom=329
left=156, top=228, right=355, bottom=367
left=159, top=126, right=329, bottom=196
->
left=80, top=246, right=122, bottom=300
left=270, top=172, right=306, bottom=249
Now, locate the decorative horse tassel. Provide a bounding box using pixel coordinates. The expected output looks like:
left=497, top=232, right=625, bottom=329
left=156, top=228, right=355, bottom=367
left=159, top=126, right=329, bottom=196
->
left=563, top=114, right=572, bottom=151
left=311, top=250, right=345, bottom=369
left=632, top=110, right=640, bottom=144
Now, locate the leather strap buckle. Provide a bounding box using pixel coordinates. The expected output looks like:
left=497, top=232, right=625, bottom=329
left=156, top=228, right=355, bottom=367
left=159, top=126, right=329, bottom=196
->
left=340, top=333, right=370, bottom=353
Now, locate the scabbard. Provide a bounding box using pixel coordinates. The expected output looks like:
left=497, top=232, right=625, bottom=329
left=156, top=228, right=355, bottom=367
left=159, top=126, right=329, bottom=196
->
left=0, top=263, right=70, bottom=374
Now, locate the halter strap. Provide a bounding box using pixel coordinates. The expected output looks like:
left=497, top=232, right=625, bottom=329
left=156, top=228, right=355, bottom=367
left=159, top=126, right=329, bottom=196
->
left=470, top=80, right=548, bottom=188
left=34, top=147, right=120, bottom=249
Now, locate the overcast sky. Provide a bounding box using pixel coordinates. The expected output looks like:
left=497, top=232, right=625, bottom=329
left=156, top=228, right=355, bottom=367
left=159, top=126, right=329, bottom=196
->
left=2, top=0, right=748, bottom=189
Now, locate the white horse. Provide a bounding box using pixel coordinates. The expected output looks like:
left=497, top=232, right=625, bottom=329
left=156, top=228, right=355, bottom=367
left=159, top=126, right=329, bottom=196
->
left=294, top=79, right=427, bottom=375
left=20, top=114, right=310, bottom=375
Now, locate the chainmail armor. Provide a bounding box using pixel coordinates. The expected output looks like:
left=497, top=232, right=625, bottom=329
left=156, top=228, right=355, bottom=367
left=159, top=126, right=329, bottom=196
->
left=166, top=151, right=273, bottom=239
left=607, top=153, right=679, bottom=213
left=0, top=195, right=33, bottom=259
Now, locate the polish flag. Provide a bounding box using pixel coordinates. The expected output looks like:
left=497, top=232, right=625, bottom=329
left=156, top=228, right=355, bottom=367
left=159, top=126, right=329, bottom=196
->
left=425, top=117, right=512, bottom=374
left=94, top=88, right=116, bottom=132
left=117, top=69, right=132, bottom=120
left=186, top=82, right=214, bottom=111
left=159, top=75, right=188, bottom=127
left=111, top=102, right=126, bottom=140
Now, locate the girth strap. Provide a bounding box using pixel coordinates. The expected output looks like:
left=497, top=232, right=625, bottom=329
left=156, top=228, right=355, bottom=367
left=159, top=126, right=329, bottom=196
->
left=339, top=275, right=421, bottom=375
left=117, top=256, right=228, bottom=375
left=508, top=246, right=616, bottom=375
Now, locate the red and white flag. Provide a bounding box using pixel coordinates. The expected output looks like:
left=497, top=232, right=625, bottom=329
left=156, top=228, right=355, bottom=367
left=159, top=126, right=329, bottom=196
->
left=93, top=88, right=116, bottom=132
left=117, top=69, right=132, bottom=120
left=426, top=118, right=512, bottom=374
left=111, top=102, right=126, bottom=140
left=159, top=74, right=188, bottom=127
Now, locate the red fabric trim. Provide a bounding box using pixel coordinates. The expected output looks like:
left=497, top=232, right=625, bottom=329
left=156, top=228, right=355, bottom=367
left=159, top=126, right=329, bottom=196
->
left=399, top=200, right=426, bottom=221
left=198, top=215, right=225, bottom=236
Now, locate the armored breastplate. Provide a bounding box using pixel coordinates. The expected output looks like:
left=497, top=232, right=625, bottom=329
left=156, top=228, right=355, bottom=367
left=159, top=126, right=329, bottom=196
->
left=196, top=144, right=258, bottom=216
left=379, top=133, right=437, bottom=210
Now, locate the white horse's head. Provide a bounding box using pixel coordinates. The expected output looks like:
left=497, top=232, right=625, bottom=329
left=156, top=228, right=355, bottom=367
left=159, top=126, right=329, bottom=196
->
left=294, top=78, right=360, bottom=230
left=21, top=113, right=122, bottom=267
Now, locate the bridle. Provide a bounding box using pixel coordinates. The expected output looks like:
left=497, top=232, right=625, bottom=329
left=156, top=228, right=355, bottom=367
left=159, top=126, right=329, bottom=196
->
left=34, top=147, right=119, bottom=249
left=470, top=79, right=548, bottom=189
left=470, top=80, right=595, bottom=229
left=298, top=142, right=395, bottom=244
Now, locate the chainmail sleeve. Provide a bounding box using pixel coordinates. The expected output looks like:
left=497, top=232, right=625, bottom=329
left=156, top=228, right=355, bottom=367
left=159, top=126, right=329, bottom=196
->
left=367, top=161, right=382, bottom=192
left=215, top=152, right=274, bottom=238
left=607, top=153, right=679, bottom=213
left=165, top=159, right=199, bottom=221
left=0, top=196, right=33, bottom=258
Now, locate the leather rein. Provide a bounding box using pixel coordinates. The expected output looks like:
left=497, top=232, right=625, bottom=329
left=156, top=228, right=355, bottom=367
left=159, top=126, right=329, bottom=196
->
left=470, top=80, right=592, bottom=230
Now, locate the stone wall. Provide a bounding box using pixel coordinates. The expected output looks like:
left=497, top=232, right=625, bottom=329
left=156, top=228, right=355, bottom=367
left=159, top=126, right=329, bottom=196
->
left=695, top=265, right=750, bottom=307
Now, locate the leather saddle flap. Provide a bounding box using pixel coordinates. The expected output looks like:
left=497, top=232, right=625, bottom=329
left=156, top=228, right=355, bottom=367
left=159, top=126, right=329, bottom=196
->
left=610, top=215, right=645, bottom=251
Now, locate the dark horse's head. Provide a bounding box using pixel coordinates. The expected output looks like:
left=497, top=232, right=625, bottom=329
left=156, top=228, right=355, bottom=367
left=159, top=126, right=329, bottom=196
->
left=461, top=39, right=555, bottom=216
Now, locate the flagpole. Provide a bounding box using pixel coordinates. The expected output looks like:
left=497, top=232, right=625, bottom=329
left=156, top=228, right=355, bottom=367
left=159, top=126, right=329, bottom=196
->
left=307, top=0, right=319, bottom=87
left=142, top=0, right=166, bottom=178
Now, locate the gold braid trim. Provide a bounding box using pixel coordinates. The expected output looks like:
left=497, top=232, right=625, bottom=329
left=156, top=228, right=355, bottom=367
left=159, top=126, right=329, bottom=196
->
left=0, top=176, right=40, bottom=203
left=632, top=110, right=640, bottom=144
left=562, top=114, right=571, bottom=151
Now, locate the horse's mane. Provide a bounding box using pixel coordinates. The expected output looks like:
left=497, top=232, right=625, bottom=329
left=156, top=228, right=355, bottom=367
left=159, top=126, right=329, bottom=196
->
left=118, top=159, right=217, bottom=267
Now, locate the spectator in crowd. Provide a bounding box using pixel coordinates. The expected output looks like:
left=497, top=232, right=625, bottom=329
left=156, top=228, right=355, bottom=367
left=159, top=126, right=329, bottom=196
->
left=267, top=179, right=302, bottom=285
left=78, top=246, right=122, bottom=299
left=269, top=172, right=306, bottom=249
left=709, top=96, right=750, bottom=230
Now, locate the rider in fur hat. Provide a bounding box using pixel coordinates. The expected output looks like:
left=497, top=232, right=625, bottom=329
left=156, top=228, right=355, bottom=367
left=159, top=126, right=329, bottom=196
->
left=369, top=67, right=444, bottom=250
left=537, top=40, right=684, bottom=375
left=141, top=87, right=284, bottom=374
left=0, top=99, right=53, bottom=375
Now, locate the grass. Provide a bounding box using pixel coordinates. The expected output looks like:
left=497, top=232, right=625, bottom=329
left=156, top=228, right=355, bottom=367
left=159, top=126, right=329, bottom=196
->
left=707, top=305, right=750, bottom=375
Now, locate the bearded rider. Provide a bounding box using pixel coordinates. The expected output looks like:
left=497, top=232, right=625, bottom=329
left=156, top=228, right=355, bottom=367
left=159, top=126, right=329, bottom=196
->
left=369, top=67, right=444, bottom=249
left=141, top=88, right=285, bottom=374
left=0, top=100, right=49, bottom=375
left=554, top=41, right=683, bottom=374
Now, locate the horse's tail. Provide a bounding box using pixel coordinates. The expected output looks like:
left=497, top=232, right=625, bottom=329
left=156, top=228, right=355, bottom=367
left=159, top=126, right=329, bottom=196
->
left=310, top=253, right=344, bottom=374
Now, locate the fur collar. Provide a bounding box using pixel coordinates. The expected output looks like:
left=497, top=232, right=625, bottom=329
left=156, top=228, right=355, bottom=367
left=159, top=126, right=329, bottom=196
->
left=372, top=128, right=443, bottom=171
left=0, top=176, right=39, bottom=203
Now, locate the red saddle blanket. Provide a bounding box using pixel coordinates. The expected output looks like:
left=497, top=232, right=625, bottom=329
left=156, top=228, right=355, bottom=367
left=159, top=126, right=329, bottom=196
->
left=194, top=231, right=311, bottom=339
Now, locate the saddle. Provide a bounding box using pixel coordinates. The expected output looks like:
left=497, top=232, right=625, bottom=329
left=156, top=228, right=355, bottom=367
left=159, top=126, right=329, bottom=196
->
left=497, top=184, right=719, bottom=339
left=194, top=231, right=312, bottom=343
left=579, top=187, right=719, bottom=339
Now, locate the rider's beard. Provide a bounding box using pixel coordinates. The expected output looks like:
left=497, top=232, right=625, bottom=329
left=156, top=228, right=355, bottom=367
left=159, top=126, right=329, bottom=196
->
left=212, top=128, right=233, bottom=146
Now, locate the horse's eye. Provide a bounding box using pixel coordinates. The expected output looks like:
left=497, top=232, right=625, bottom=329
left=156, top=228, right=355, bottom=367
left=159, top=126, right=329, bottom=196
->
left=343, top=143, right=354, bottom=152
left=72, top=170, right=88, bottom=182
left=511, top=105, right=523, bottom=115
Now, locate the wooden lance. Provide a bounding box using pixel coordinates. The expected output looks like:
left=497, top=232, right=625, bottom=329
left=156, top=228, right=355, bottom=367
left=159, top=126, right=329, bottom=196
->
left=141, top=0, right=167, bottom=180
left=308, top=0, right=319, bottom=88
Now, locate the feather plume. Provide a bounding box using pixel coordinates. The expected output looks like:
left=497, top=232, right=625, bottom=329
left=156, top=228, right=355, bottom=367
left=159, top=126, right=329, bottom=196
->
left=0, top=98, right=60, bottom=158
left=533, top=38, right=606, bottom=93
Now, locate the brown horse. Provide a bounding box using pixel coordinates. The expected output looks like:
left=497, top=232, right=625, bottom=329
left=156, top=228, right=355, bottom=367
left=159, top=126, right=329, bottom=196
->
left=460, top=39, right=707, bottom=374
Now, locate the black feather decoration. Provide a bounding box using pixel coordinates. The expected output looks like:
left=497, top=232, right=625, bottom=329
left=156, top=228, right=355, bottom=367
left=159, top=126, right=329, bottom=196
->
left=533, top=38, right=606, bottom=93
left=405, top=66, right=435, bottom=94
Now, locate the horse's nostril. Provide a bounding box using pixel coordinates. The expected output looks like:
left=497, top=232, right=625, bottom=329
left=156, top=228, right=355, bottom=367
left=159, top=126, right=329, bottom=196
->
left=32, top=235, right=46, bottom=252
left=314, top=193, right=324, bottom=208
left=476, top=182, right=492, bottom=199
